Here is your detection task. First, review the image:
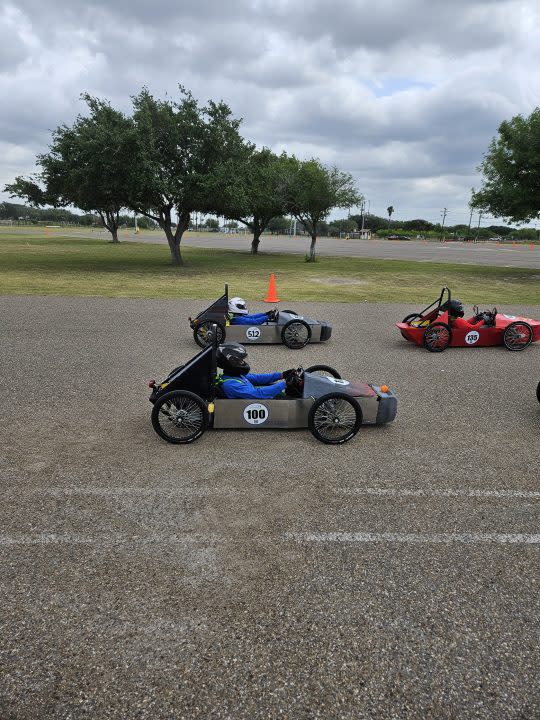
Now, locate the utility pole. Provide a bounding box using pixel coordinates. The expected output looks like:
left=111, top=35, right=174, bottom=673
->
left=474, top=211, right=483, bottom=243
left=440, top=208, right=448, bottom=241
left=467, top=207, right=473, bottom=241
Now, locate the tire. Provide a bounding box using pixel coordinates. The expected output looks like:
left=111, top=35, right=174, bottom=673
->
left=503, top=321, right=533, bottom=351
left=305, top=365, right=341, bottom=379
left=308, top=392, right=362, bottom=445
left=402, top=313, right=423, bottom=324
left=537, top=381, right=540, bottom=404
left=194, top=321, right=225, bottom=348
left=423, top=322, right=451, bottom=352
left=281, top=319, right=312, bottom=349
left=151, top=390, right=208, bottom=444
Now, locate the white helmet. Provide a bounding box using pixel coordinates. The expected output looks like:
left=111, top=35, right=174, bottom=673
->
left=229, top=296, right=248, bottom=315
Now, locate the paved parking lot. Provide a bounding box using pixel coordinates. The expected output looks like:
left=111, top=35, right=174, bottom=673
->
left=1, top=296, right=539, bottom=718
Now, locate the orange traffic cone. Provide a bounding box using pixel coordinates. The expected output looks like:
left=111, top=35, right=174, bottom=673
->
left=264, top=273, right=280, bottom=303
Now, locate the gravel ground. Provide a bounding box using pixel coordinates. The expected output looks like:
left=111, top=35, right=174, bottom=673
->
left=1, top=296, right=539, bottom=719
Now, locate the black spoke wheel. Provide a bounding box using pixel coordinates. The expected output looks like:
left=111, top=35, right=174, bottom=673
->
left=194, top=321, right=225, bottom=348
left=503, top=321, right=533, bottom=351
left=308, top=392, right=362, bottom=445
left=305, top=365, right=341, bottom=379
left=281, top=319, right=311, bottom=349
left=402, top=313, right=423, bottom=324
left=423, top=322, right=452, bottom=352
left=151, top=390, right=208, bottom=444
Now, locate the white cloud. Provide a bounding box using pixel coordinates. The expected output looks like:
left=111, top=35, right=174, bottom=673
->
left=1, top=0, right=539, bottom=224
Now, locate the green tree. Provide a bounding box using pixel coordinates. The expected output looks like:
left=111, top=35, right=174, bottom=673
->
left=283, top=159, right=362, bottom=261
left=267, top=216, right=290, bottom=234
left=472, top=108, right=540, bottom=222
left=221, top=148, right=288, bottom=254
left=204, top=217, right=220, bottom=230
left=127, top=87, right=246, bottom=265
left=4, top=95, right=136, bottom=243
left=387, top=205, right=394, bottom=229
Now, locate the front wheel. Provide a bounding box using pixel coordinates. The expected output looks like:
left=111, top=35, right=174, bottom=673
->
left=281, top=319, right=312, bottom=349
left=308, top=393, right=362, bottom=444
left=151, top=390, right=208, bottom=444
left=503, top=321, right=533, bottom=351
left=423, top=322, right=451, bottom=352
left=194, top=321, right=225, bottom=348
left=305, top=365, right=341, bottom=379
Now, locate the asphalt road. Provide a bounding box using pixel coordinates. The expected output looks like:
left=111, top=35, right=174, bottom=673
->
left=1, top=296, right=539, bottom=719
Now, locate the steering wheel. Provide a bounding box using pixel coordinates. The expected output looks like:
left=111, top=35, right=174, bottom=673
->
left=286, top=367, right=305, bottom=397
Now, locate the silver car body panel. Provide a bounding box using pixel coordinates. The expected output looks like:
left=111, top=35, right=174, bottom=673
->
left=211, top=372, right=397, bottom=428
left=224, top=312, right=325, bottom=344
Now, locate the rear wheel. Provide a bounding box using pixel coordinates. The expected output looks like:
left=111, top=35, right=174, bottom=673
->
left=194, top=321, right=225, bottom=348
left=308, top=393, right=362, bottom=444
left=281, top=319, right=311, bottom=349
left=151, top=390, right=208, bottom=444
left=423, top=322, right=451, bottom=352
left=503, top=321, right=533, bottom=351
left=305, top=365, right=341, bottom=379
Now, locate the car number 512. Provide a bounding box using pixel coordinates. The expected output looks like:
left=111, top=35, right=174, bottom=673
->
left=246, top=327, right=261, bottom=340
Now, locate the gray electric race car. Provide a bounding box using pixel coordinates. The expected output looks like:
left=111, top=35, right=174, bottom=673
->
left=148, top=327, right=397, bottom=445
left=189, top=285, right=332, bottom=349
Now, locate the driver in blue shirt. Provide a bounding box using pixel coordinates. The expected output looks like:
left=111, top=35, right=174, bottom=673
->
left=216, top=342, right=299, bottom=399
left=228, top=296, right=278, bottom=325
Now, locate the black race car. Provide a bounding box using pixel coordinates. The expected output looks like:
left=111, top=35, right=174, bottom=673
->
left=149, top=327, right=397, bottom=445
left=189, top=285, right=332, bottom=349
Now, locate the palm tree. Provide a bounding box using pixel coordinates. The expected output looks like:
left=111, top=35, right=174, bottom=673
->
left=387, top=205, right=394, bottom=230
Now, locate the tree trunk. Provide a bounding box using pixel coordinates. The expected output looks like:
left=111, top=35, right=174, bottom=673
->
left=251, top=222, right=261, bottom=254
left=168, top=209, right=191, bottom=266
left=308, top=234, right=317, bottom=262
left=99, top=210, right=120, bottom=243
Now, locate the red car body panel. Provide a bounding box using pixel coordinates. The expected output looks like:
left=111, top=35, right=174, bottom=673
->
left=397, top=311, right=540, bottom=348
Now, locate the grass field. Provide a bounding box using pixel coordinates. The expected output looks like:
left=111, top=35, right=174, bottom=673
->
left=1, top=231, right=539, bottom=303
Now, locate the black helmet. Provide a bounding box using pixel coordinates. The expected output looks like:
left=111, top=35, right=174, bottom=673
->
left=447, top=299, right=464, bottom=318
left=217, top=342, right=250, bottom=376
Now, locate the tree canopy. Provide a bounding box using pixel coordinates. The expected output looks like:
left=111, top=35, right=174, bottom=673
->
left=220, top=148, right=290, bottom=254
left=126, top=87, right=247, bottom=264
left=283, top=159, right=362, bottom=261
left=5, top=95, right=136, bottom=243
left=471, top=108, right=540, bottom=223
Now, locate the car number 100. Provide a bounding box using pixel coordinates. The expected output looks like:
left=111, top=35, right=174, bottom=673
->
left=243, top=403, right=269, bottom=425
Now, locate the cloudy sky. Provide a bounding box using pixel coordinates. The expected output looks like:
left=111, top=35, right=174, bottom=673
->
left=1, top=0, right=539, bottom=225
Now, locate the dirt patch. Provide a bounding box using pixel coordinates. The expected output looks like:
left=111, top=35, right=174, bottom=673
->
left=311, top=276, right=367, bottom=286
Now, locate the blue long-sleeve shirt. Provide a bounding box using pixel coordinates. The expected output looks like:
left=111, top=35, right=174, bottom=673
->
left=220, top=372, right=286, bottom=399
left=229, top=312, right=270, bottom=326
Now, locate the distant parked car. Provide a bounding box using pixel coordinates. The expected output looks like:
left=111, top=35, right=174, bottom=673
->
left=387, top=234, right=412, bottom=240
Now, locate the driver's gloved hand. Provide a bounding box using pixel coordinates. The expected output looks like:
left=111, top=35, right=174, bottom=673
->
left=282, top=368, right=297, bottom=381
left=285, top=374, right=304, bottom=398
left=266, top=309, right=279, bottom=321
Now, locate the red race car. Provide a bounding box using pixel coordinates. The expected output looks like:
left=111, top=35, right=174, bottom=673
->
left=396, top=287, right=540, bottom=353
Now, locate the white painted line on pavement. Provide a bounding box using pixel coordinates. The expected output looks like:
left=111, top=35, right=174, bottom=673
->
left=0, top=532, right=224, bottom=546
left=337, top=488, right=540, bottom=499
left=286, top=532, right=540, bottom=545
